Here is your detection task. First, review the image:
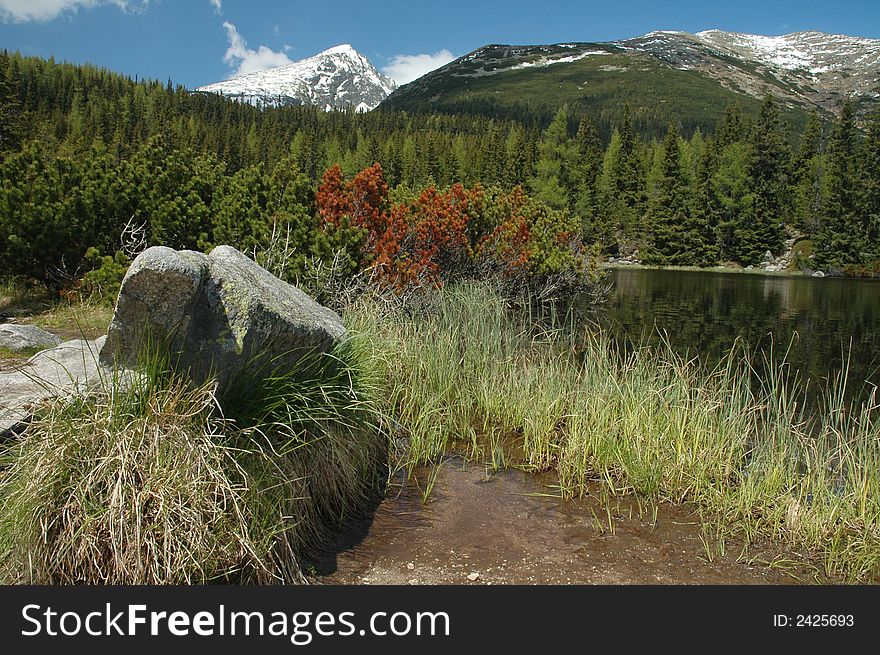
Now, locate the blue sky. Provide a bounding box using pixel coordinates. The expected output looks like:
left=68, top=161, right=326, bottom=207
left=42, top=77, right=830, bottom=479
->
left=0, top=0, right=878, bottom=87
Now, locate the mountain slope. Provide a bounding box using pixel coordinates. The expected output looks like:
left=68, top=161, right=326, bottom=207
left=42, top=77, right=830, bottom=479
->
left=196, top=44, right=397, bottom=112
left=624, top=30, right=880, bottom=115
left=379, top=30, right=880, bottom=134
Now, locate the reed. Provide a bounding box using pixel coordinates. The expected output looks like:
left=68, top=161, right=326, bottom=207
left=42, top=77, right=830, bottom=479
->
left=351, top=282, right=880, bottom=582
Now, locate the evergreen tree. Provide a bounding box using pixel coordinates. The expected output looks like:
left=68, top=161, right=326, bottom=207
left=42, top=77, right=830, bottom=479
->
left=479, top=122, right=506, bottom=185
left=716, top=102, right=744, bottom=149
left=573, top=115, right=604, bottom=244
left=528, top=106, right=575, bottom=211
left=816, top=102, right=865, bottom=270
left=0, top=145, right=90, bottom=284
left=212, top=156, right=315, bottom=276
left=864, top=111, right=880, bottom=267
left=690, top=137, right=721, bottom=265
left=742, top=95, right=789, bottom=264
left=6, top=49, right=880, bottom=284
left=642, top=123, right=702, bottom=264
left=713, top=141, right=753, bottom=263
left=598, top=107, right=644, bottom=254
left=0, top=51, right=25, bottom=154
left=504, top=124, right=531, bottom=187
left=792, top=110, right=826, bottom=234
left=128, top=136, right=223, bottom=251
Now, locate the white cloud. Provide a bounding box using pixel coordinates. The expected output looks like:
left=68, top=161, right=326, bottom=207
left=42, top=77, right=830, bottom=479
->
left=222, top=21, right=293, bottom=77
left=381, top=50, right=455, bottom=85
left=209, top=0, right=221, bottom=13
left=0, top=0, right=146, bottom=22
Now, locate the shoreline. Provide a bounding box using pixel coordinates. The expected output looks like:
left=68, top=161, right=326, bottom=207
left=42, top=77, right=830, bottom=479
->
left=602, top=261, right=810, bottom=278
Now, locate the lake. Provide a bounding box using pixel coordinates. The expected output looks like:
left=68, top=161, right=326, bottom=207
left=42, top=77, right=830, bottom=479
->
left=602, top=267, right=880, bottom=399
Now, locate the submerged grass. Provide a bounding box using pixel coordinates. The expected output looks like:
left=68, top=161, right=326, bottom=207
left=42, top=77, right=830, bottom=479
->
left=351, top=283, right=880, bottom=582
left=0, top=336, right=384, bottom=584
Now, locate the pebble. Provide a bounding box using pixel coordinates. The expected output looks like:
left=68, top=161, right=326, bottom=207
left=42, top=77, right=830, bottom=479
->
left=467, top=572, right=480, bottom=582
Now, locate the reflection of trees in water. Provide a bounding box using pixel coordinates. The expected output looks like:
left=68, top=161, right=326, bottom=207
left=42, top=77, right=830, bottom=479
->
left=603, top=270, right=880, bottom=398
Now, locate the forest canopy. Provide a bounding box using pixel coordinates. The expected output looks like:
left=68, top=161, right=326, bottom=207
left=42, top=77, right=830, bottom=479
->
left=2, top=51, right=879, bottom=294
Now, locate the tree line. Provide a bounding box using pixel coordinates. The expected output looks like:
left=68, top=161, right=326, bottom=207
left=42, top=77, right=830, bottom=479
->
left=1, top=50, right=878, bottom=292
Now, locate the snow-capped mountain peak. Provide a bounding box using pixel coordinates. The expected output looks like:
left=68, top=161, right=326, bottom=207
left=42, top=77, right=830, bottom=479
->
left=196, top=44, right=397, bottom=112
left=321, top=43, right=359, bottom=56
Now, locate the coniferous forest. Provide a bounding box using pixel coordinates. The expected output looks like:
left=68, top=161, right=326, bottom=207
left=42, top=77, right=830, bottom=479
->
left=2, top=50, right=880, bottom=293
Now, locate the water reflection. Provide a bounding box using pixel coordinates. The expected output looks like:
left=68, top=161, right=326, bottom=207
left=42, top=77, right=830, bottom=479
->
left=602, top=268, right=880, bottom=397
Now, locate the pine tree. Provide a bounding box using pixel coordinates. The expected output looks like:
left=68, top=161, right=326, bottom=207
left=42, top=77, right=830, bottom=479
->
left=528, top=106, right=575, bottom=211
left=504, top=124, right=530, bottom=188
left=479, top=122, right=506, bottom=185
left=713, top=141, right=753, bottom=263
left=690, top=136, right=721, bottom=265
left=716, top=102, right=744, bottom=149
left=864, top=111, right=880, bottom=267
left=792, top=110, right=825, bottom=234
left=816, top=102, right=864, bottom=270
left=742, top=95, right=789, bottom=264
left=0, top=51, right=25, bottom=154
left=212, top=163, right=273, bottom=254
left=599, top=107, right=644, bottom=254
left=573, top=115, right=603, bottom=244
left=642, top=122, right=702, bottom=264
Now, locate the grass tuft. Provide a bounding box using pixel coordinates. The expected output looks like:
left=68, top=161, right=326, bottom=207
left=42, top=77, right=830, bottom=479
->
left=0, top=337, right=385, bottom=584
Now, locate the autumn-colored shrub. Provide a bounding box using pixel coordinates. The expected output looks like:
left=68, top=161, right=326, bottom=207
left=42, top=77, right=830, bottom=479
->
left=316, top=164, right=600, bottom=296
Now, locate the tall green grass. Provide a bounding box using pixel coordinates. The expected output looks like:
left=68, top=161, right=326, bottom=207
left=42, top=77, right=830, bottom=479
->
left=0, top=338, right=384, bottom=584
left=4, top=280, right=878, bottom=583
left=351, top=283, right=880, bottom=582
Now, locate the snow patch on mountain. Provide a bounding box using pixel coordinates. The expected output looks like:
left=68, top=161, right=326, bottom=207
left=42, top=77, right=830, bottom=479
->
left=695, top=29, right=880, bottom=77
left=511, top=50, right=609, bottom=71
left=615, top=29, right=880, bottom=111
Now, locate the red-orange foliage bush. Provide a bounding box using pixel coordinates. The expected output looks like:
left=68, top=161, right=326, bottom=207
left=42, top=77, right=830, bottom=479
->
left=317, top=162, right=400, bottom=278
left=316, top=165, right=598, bottom=296
left=399, top=184, right=474, bottom=287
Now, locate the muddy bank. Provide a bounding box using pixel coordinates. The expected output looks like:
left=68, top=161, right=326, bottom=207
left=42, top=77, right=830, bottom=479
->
left=308, top=458, right=810, bottom=585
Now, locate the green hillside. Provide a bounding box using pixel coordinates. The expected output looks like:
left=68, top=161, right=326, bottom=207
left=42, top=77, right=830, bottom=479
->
left=380, top=44, right=814, bottom=139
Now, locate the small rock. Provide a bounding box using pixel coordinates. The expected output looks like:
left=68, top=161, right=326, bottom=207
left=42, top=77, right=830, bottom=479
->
left=407, top=579, right=419, bottom=585
left=0, top=324, right=61, bottom=353
left=0, top=337, right=108, bottom=434
left=467, top=572, right=480, bottom=582
left=812, top=270, right=825, bottom=278
left=406, top=562, right=415, bottom=570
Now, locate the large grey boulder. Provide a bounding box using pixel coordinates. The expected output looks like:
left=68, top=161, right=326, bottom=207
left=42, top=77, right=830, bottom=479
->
left=100, top=245, right=346, bottom=386
left=0, top=324, right=62, bottom=352
left=0, top=337, right=108, bottom=434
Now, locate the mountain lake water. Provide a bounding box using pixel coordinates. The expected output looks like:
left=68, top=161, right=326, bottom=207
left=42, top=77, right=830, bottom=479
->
left=600, top=267, right=880, bottom=402
left=312, top=267, right=875, bottom=585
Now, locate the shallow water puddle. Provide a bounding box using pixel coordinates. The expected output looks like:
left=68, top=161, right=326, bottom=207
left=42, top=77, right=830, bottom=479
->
left=309, top=458, right=808, bottom=585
